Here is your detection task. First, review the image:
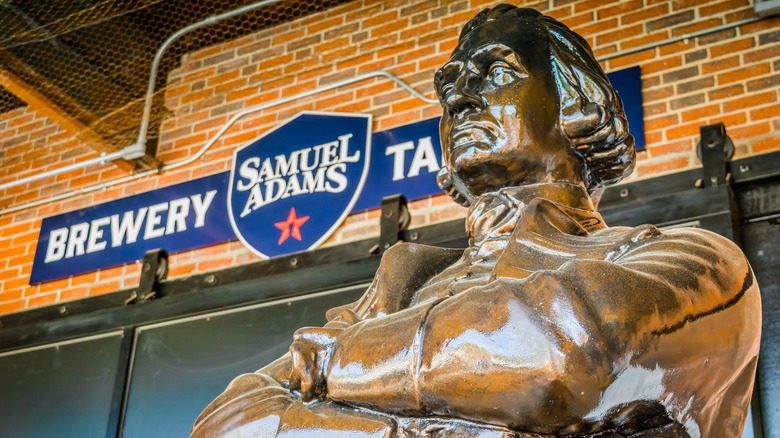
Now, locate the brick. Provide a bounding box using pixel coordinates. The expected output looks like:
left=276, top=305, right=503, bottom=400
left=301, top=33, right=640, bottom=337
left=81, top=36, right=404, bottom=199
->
left=728, top=121, right=771, bottom=139
left=710, top=38, right=754, bottom=59
left=725, top=8, right=754, bottom=22
left=272, top=28, right=305, bottom=45
left=667, top=121, right=702, bottom=139
left=643, top=102, right=667, bottom=117
left=718, top=63, right=771, bottom=85
left=89, top=281, right=121, bottom=296
left=197, top=257, right=233, bottom=271
left=213, top=77, right=247, bottom=94
left=363, top=11, right=398, bottom=29
left=379, top=111, right=419, bottom=130
left=663, top=66, right=699, bottom=83
left=27, top=293, right=58, bottom=308
left=637, top=157, right=689, bottom=175
left=216, top=57, right=250, bottom=75
left=202, top=51, right=234, bottom=68
left=682, top=104, right=720, bottom=123
left=700, top=0, right=750, bottom=16
left=671, top=0, right=708, bottom=10
left=60, top=287, right=89, bottom=302
left=658, top=40, right=692, bottom=56
left=400, top=0, right=437, bottom=16
left=400, top=21, right=439, bottom=41
left=670, top=93, right=705, bottom=109
left=314, top=91, right=355, bottom=110
left=671, top=18, right=722, bottom=37
left=677, top=76, right=715, bottom=94
left=752, top=136, right=780, bottom=153
left=288, top=35, right=322, bottom=51
left=180, top=89, right=213, bottom=105
left=596, top=24, right=642, bottom=46
left=744, top=45, right=780, bottom=64
left=576, top=18, right=620, bottom=39
left=646, top=11, right=693, bottom=32
left=642, top=56, right=683, bottom=74
left=709, top=84, right=744, bottom=100
left=758, top=29, right=780, bottom=46
left=0, top=300, right=24, bottom=315
left=723, top=92, right=776, bottom=113
left=684, top=49, right=707, bottom=64
left=699, top=29, right=735, bottom=45
left=307, top=16, right=343, bottom=35
left=747, top=74, right=780, bottom=92
left=742, top=15, right=780, bottom=34
left=645, top=115, right=679, bottom=131
left=0, top=289, right=23, bottom=302
left=750, top=104, right=780, bottom=121
left=561, top=11, right=593, bottom=28
left=574, top=0, right=607, bottom=13
left=648, top=139, right=693, bottom=156
left=609, top=49, right=655, bottom=68
left=621, top=30, right=669, bottom=50
left=597, top=0, right=642, bottom=19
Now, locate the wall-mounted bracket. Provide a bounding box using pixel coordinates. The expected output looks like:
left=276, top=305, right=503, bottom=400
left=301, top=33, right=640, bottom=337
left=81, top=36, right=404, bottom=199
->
left=138, top=249, right=169, bottom=301
left=371, top=194, right=411, bottom=255
left=697, top=122, right=741, bottom=242
left=698, top=122, right=733, bottom=188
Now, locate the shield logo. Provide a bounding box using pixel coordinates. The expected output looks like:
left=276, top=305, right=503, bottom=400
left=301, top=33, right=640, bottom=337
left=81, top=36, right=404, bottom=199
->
left=228, top=111, right=372, bottom=259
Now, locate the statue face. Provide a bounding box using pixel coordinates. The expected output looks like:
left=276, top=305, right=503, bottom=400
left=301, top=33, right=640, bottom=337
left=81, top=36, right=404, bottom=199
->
left=435, top=17, right=583, bottom=201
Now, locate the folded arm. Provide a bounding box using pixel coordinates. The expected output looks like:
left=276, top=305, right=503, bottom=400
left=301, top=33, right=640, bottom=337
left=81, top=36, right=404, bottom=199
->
left=316, top=229, right=758, bottom=433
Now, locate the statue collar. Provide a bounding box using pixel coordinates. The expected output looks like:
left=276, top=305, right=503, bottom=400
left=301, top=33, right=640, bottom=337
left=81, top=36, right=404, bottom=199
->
left=465, top=182, right=604, bottom=246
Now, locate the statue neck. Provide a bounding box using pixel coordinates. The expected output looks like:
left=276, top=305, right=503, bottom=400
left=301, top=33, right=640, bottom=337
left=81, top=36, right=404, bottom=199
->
left=465, top=182, right=595, bottom=246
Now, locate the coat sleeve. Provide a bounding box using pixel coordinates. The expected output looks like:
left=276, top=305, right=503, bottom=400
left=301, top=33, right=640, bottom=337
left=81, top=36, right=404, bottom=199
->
left=190, top=243, right=462, bottom=437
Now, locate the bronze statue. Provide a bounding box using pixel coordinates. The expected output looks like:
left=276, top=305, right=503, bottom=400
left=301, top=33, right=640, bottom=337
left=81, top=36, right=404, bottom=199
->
left=192, top=6, right=760, bottom=437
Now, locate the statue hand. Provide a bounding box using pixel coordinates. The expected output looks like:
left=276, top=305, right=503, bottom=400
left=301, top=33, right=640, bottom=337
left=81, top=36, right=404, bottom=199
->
left=289, top=326, right=342, bottom=402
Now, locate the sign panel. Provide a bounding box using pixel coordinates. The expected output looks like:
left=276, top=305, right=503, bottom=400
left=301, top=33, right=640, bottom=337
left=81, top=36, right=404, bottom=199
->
left=30, top=66, right=645, bottom=283
left=608, top=66, right=646, bottom=150
left=354, top=117, right=442, bottom=212
left=30, top=173, right=234, bottom=284
left=228, top=112, right=371, bottom=259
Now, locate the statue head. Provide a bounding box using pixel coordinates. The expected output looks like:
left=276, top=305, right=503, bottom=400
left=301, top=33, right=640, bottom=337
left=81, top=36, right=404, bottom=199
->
left=434, top=5, right=635, bottom=206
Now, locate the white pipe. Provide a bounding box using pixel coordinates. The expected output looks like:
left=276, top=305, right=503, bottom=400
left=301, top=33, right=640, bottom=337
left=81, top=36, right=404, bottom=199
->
left=0, top=150, right=127, bottom=192
left=137, top=0, right=286, bottom=149
left=162, top=71, right=436, bottom=173
left=596, top=17, right=761, bottom=62
left=0, top=0, right=287, bottom=195
left=0, top=71, right=435, bottom=216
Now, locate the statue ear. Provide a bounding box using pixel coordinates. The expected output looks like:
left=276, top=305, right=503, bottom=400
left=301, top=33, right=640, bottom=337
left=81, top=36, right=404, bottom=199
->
left=437, top=166, right=471, bottom=207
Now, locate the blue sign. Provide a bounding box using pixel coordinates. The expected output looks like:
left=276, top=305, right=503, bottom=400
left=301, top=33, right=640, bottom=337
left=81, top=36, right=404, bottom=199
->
left=354, top=117, right=442, bottom=212
left=31, top=67, right=645, bottom=284
left=608, top=66, right=645, bottom=150
left=227, top=112, right=371, bottom=259
left=30, top=173, right=234, bottom=284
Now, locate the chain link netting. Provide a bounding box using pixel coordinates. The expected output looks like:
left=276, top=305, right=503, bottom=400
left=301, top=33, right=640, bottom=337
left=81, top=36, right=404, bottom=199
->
left=0, top=0, right=350, bottom=150
left=0, top=86, right=24, bottom=113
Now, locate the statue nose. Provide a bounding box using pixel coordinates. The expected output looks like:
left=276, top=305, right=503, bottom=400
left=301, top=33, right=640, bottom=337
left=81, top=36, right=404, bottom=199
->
left=445, top=73, right=484, bottom=117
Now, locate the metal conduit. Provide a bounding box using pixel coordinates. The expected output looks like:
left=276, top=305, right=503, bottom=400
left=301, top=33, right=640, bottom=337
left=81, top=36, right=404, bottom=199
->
left=0, top=71, right=435, bottom=216
left=0, top=10, right=767, bottom=215
left=595, top=17, right=762, bottom=62
left=134, top=0, right=288, bottom=156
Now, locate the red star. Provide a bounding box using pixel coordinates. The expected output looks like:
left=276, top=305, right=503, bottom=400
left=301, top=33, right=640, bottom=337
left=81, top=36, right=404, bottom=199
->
left=274, top=207, right=310, bottom=245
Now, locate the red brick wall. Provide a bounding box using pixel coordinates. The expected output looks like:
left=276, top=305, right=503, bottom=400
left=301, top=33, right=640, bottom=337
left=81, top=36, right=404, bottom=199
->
left=0, top=0, right=778, bottom=315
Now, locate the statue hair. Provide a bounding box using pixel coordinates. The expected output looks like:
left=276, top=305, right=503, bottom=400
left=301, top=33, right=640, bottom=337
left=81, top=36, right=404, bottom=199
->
left=438, top=5, right=635, bottom=205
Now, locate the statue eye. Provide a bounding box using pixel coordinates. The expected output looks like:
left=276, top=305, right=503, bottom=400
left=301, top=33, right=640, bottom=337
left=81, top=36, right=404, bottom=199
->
left=487, top=62, right=517, bottom=86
